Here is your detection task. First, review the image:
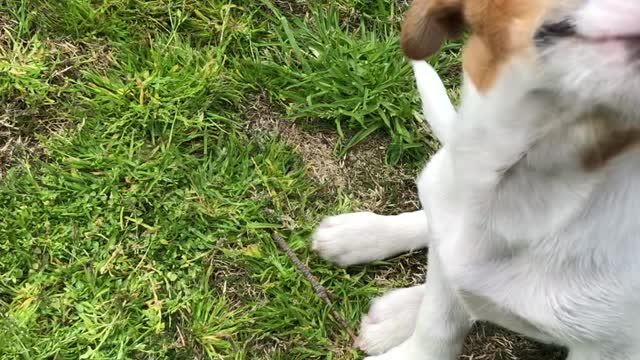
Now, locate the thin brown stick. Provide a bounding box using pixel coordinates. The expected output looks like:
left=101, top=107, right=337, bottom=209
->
left=271, top=232, right=358, bottom=344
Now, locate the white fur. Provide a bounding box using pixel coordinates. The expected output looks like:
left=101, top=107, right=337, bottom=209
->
left=313, top=2, right=640, bottom=359
left=357, top=285, right=425, bottom=355
left=312, top=211, right=428, bottom=267
left=411, top=60, right=456, bottom=143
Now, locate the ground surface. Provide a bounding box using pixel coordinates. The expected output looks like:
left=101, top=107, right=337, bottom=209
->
left=0, top=1, right=567, bottom=359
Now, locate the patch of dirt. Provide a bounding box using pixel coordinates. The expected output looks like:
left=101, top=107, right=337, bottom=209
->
left=0, top=103, right=49, bottom=176
left=0, top=34, right=114, bottom=177
left=43, top=38, right=114, bottom=79
left=463, top=323, right=568, bottom=360
left=272, top=0, right=308, bottom=18
left=364, top=250, right=427, bottom=287
left=207, top=250, right=267, bottom=310
left=0, top=13, right=16, bottom=48
left=245, top=93, right=419, bottom=213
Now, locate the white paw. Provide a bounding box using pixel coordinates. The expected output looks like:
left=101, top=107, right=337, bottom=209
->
left=312, top=212, right=407, bottom=267
left=358, top=285, right=424, bottom=355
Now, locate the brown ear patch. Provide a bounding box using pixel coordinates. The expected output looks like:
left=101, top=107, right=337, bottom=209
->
left=461, top=35, right=499, bottom=91
left=460, top=0, right=547, bottom=92
left=400, top=0, right=465, bottom=59
left=582, top=128, right=640, bottom=171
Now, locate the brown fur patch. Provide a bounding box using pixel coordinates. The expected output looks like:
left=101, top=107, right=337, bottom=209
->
left=401, top=0, right=549, bottom=91
left=400, top=0, right=464, bottom=59
left=461, top=0, right=545, bottom=90
left=582, top=127, right=640, bottom=171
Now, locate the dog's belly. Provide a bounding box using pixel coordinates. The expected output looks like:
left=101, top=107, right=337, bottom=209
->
left=437, top=242, right=568, bottom=345
left=459, top=291, right=557, bottom=344
left=433, top=232, right=576, bottom=347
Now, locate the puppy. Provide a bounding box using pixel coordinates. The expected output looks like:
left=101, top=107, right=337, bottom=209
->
left=313, top=0, right=640, bottom=359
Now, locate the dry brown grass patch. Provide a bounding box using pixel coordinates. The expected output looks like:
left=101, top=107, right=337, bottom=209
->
left=0, top=36, right=114, bottom=177
left=245, top=94, right=419, bottom=213
left=462, top=323, right=567, bottom=360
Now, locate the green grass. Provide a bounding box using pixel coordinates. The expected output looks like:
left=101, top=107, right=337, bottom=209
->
left=0, top=1, right=461, bottom=359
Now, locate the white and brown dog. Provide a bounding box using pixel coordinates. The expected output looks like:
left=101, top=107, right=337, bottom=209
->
left=312, top=0, right=640, bottom=359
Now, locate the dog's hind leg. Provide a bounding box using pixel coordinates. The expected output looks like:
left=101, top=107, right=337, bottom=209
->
left=411, top=60, right=456, bottom=144
left=311, top=210, right=428, bottom=267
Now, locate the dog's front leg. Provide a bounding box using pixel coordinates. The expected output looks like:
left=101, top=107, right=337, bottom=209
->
left=365, top=249, right=471, bottom=360
left=312, top=210, right=429, bottom=267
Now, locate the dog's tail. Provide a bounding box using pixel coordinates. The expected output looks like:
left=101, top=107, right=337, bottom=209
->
left=411, top=60, right=456, bottom=143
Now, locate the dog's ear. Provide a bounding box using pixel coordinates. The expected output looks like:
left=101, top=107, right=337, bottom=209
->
left=401, top=0, right=465, bottom=59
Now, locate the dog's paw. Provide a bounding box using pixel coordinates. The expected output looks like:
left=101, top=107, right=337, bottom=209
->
left=311, top=212, right=403, bottom=267
left=358, top=285, right=424, bottom=355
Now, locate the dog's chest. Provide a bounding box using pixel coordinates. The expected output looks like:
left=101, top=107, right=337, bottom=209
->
left=417, top=134, right=640, bottom=345
left=416, top=144, right=588, bottom=343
